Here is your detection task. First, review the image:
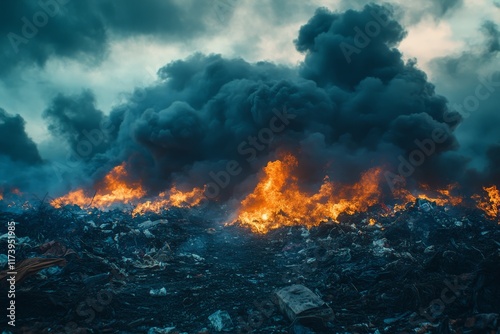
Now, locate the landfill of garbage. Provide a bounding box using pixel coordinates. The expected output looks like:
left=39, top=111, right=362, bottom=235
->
left=0, top=199, right=499, bottom=333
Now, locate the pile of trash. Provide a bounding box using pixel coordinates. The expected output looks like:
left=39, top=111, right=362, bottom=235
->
left=0, top=200, right=499, bottom=333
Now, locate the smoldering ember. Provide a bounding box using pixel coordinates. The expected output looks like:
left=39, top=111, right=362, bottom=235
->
left=0, top=1, right=499, bottom=334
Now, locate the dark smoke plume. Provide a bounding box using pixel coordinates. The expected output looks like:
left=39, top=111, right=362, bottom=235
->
left=39, top=4, right=470, bottom=200
left=0, top=108, right=42, bottom=165
left=7, top=3, right=498, bottom=202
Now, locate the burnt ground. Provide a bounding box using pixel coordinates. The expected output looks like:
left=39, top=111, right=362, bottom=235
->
left=0, top=202, right=499, bottom=334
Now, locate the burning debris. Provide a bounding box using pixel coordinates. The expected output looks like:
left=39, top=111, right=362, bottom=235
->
left=42, top=152, right=500, bottom=235
left=132, top=186, right=206, bottom=217
left=50, top=162, right=206, bottom=215
left=473, top=186, right=500, bottom=220
left=232, top=153, right=382, bottom=233
left=50, top=163, right=146, bottom=209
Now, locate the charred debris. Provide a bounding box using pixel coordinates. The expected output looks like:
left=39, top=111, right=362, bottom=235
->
left=0, top=200, right=499, bottom=334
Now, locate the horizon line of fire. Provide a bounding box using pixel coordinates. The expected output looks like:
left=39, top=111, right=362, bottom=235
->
left=0, top=154, right=498, bottom=233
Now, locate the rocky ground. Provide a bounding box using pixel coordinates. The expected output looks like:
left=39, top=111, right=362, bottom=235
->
left=0, top=201, right=499, bottom=334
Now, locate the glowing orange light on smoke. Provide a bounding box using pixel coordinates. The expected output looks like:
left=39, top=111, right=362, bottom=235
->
left=232, top=153, right=383, bottom=233
left=473, top=185, right=499, bottom=219
left=0, top=188, right=24, bottom=202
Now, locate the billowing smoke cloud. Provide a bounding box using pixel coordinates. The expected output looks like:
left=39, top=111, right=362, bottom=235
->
left=0, top=108, right=42, bottom=165
left=295, top=5, right=408, bottom=88
left=0, top=0, right=225, bottom=77
left=35, top=3, right=469, bottom=200
left=43, top=90, right=109, bottom=161
left=9, top=3, right=499, bottom=203
left=0, top=108, right=47, bottom=197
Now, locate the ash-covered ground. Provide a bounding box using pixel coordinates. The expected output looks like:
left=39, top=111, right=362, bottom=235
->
left=0, top=201, right=499, bottom=334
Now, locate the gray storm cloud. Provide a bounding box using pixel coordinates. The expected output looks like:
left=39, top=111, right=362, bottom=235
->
left=0, top=0, right=223, bottom=77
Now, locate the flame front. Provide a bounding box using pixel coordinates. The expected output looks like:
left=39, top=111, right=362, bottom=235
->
left=132, top=186, right=205, bottom=216
left=51, top=163, right=146, bottom=209
left=391, top=184, right=463, bottom=212
left=51, top=162, right=205, bottom=213
left=233, top=154, right=382, bottom=233
left=474, top=186, right=500, bottom=219
left=44, top=157, right=500, bottom=227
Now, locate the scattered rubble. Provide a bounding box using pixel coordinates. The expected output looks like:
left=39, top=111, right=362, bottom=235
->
left=0, top=201, right=498, bottom=333
left=149, top=287, right=167, bottom=297
left=147, top=326, right=177, bottom=334
left=275, top=284, right=333, bottom=322
left=208, top=310, right=234, bottom=332
left=0, top=257, right=67, bottom=284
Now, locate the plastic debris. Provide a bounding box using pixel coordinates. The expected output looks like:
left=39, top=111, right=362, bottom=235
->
left=150, top=287, right=167, bottom=297
left=208, top=310, right=234, bottom=332
left=275, top=284, right=333, bottom=322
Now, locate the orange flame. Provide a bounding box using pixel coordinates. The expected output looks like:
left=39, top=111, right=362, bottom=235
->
left=0, top=188, right=23, bottom=202
left=473, top=185, right=499, bottom=219
left=51, top=162, right=205, bottom=213
left=51, top=163, right=146, bottom=209
left=132, top=186, right=205, bottom=216
left=43, top=157, right=500, bottom=226
left=232, top=153, right=382, bottom=233
left=392, top=184, right=462, bottom=211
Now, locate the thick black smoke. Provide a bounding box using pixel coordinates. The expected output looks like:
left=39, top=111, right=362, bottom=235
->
left=9, top=2, right=499, bottom=203
left=0, top=108, right=42, bottom=165
left=43, top=90, right=109, bottom=161
left=0, top=108, right=47, bottom=197
left=37, top=3, right=472, bottom=200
